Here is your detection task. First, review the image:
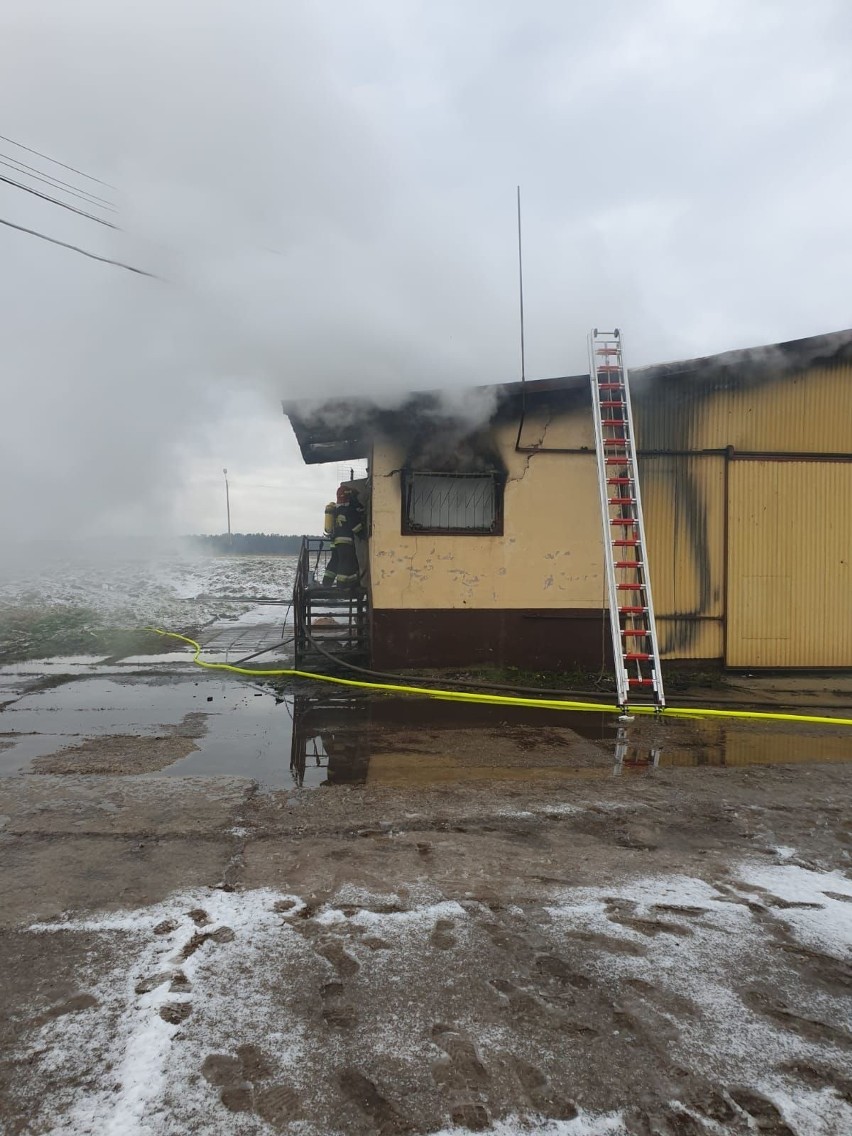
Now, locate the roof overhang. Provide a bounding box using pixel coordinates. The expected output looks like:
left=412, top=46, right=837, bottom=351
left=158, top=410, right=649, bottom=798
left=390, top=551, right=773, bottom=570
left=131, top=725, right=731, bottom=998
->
left=282, top=327, right=852, bottom=465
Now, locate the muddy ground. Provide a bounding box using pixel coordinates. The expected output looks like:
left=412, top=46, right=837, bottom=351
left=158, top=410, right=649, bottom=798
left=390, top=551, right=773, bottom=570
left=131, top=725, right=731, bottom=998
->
left=0, top=664, right=851, bottom=1135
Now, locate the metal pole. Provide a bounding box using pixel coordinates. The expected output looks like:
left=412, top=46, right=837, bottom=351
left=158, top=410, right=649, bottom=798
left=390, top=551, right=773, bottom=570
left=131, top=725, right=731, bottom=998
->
left=223, top=468, right=232, bottom=547
left=517, top=185, right=526, bottom=385
left=514, top=186, right=528, bottom=452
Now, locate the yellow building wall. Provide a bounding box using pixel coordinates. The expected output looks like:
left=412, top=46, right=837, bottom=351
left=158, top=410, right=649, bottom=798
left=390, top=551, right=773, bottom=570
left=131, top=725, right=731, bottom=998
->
left=635, top=361, right=852, bottom=453
left=634, top=360, right=852, bottom=664
left=367, top=360, right=852, bottom=665
left=726, top=461, right=852, bottom=667
left=369, top=408, right=605, bottom=611
left=639, top=455, right=725, bottom=660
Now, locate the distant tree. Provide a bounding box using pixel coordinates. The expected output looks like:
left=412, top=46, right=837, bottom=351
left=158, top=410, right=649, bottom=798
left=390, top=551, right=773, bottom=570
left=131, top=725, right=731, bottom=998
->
left=184, top=534, right=320, bottom=555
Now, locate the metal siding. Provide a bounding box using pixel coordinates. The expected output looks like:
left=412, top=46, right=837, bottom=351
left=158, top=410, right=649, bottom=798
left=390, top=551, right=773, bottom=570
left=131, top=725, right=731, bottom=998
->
left=726, top=461, right=852, bottom=666
left=634, top=362, right=852, bottom=453
left=640, top=455, right=725, bottom=659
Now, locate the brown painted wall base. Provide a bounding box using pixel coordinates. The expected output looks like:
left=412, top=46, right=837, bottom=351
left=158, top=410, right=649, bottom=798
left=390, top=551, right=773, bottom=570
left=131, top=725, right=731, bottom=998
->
left=370, top=608, right=612, bottom=671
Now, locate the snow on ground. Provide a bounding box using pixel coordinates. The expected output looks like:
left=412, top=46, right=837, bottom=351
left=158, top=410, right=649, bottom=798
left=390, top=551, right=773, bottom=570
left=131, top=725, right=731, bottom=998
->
left=427, top=1116, right=628, bottom=1135
left=544, top=867, right=852, bottom=1136
left=20, top=857, right=852, bottom=1135
left=0, top=550, right=297, bottom=629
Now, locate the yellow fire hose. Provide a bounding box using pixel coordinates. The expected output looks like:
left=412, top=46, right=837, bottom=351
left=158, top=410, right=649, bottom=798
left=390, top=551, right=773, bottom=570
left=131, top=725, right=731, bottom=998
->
left=148, top=629, right=852, bottom=728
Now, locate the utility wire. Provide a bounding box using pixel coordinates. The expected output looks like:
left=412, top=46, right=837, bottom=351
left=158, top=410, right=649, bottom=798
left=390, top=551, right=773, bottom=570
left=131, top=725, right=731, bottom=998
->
left=0, top=216, right=157, bottom=278
left=0, top=131, right=117, bottom=190
left=0, top=151, right=116, bottom=210
left=0, top=173, right=119, bottom=229
left=0, top=155, right=118, bottom=212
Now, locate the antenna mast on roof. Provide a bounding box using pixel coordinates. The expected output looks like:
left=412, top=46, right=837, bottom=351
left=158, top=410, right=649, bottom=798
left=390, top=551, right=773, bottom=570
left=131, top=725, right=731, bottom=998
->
left=514, top=186, right=528, bottom=451
left=517, top=185, right=526, bottom=385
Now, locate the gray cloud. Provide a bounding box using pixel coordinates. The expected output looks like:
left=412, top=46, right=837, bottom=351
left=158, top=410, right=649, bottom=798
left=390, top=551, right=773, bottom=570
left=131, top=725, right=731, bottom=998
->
left=1, top=0, right=850, bottom=541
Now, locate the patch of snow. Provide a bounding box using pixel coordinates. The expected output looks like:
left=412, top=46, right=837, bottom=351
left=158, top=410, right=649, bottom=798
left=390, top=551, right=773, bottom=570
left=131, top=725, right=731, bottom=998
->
left=753, top=1080, right=852, bottom=1136
left=32, top=889, right=297, bottom=1136
left=313, top=907, right=348, bottom=927
left=544, top=860, right=852, bottom=1107
left=734, top=862, right=852, bottom=956
left=0, top=552, right=297, bottom=632
left=427, top=1112, right=627, bottom=1135
left=540, top=803, right=582, bottom=817
left=349, top=899, right=467, bottom=929
left=22, top=857, right=852, bottom=1136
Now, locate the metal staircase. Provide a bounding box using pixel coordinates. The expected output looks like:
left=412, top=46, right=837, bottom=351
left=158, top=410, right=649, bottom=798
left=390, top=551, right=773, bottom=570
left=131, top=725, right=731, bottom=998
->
left=292, top=537, right=369, bottom=668
left=588, top=329, right=665, bottom=711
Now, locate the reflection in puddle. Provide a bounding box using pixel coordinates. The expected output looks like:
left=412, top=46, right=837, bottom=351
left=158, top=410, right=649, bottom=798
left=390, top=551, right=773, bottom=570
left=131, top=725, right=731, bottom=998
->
left=610, top=715, right=852, bottom=776
left=1, top=673, right=850, bottom=786
left=289, top=695, right=852, bottom=787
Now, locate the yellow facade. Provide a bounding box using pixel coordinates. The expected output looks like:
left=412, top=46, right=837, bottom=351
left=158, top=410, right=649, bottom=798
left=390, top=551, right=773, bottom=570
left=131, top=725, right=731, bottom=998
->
left=639, top=455, right=726, bottom=660
left=366, top=359, right=852, bottom=667
left=640, top=362, right=852, bottom=454
left=726, top=461, right=852, bottom=666
left=369, top=409, right=605, bottom=611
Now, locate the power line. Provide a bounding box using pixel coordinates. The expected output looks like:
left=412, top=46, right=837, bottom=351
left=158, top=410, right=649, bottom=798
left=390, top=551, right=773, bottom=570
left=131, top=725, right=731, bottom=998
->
left=0, top=151, right=115, bottom=211
left=0, top=155, right=118, bottom=212
left=0, top=131, right=116, bottom=190
left=0, top=173, right=119, bottom=229
left=0, top=216, right=158, bottom=278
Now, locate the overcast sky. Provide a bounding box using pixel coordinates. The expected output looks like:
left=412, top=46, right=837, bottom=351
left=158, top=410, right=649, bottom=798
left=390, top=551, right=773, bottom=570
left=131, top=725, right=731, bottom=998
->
left=1, top=0, right=850, bottom=541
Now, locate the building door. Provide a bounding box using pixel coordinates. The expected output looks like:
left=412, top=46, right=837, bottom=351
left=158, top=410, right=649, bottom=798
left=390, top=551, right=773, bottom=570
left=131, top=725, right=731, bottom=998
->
left=726, top=460, right=852, bottom=667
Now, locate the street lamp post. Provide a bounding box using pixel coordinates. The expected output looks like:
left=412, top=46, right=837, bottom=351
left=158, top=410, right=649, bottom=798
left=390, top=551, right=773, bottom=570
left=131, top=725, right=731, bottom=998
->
left=223, top=468, right=232, bottom=548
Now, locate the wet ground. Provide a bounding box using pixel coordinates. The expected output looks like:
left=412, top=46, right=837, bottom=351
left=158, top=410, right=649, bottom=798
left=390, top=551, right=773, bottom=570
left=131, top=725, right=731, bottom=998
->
left=2, top=651, right=852, bottom=790
left=1, top=634, right=851, bottom=1135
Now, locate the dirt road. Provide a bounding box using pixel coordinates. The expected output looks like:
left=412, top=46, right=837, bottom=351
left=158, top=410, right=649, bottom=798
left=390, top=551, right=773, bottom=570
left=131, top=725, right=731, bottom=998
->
left=2, top=739, right=851, bottom=1135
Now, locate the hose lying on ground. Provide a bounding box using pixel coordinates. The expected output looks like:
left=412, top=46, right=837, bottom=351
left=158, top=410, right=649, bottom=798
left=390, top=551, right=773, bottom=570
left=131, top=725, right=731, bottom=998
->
left=147, top=629, right=852, bottom=728
left=300, top=630, right=849, bottom=714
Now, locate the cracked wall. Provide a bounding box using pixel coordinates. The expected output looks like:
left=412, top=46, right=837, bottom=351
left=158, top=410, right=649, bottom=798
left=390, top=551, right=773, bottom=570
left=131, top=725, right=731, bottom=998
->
left=369, top=408, right=603, bottom=611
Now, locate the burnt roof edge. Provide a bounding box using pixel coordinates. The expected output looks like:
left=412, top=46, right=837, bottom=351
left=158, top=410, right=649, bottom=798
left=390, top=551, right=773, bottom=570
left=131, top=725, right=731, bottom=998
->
left=283, top=326, right=852, bottom=463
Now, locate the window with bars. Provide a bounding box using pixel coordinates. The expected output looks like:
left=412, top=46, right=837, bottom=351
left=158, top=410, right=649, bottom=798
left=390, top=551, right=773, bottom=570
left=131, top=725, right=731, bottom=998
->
left=401, top=470, right=504, bottom=535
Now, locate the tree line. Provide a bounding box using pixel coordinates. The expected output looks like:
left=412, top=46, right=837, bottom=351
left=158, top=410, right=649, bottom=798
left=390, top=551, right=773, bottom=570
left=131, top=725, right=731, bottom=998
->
left=186, top=533, right=320, bottom=555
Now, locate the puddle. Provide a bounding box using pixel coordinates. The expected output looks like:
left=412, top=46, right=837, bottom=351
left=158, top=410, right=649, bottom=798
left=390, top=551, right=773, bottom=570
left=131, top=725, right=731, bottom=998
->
left=1, top=673, right=850, bottom=786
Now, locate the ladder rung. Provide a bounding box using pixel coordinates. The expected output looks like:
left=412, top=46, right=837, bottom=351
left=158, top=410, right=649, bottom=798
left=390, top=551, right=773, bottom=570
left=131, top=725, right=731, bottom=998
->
left=608, top=479, right=633, bottom=486
left=598, top=383, right=624, bottom=390
left=601, top=401, right=624, bottom=408
left=617, top=584, right=644, bottom=591
left=605, top=457, right=632, bottom=465
left=613, top=539, right=640, bottom=546
left=596, top=347, right=619, bottom=355
left=597, top=365, right=621, bottom=373
left=622, top=629, right=649, bottom=637
left=603, top=440, right=628, bottom=447
left=628, top=678, right=654, bottom=686
left=615, top=560, right=643, bottom=568
left=620, top=606, right=647, bottom=613
left=624, top=652, right=653, bottom=661
left=608, top=498, right=635, bottom=505
left=611, top=519, right=637, bottom=526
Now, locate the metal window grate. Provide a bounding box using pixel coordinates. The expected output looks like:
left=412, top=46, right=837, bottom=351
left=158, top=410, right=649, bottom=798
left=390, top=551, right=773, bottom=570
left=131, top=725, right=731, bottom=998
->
left=404, top=471, right=501, bottom=533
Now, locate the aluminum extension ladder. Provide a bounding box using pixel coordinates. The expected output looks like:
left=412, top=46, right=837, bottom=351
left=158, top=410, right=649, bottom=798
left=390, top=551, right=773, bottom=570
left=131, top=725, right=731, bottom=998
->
left=588, top=328, right=665, bottom=712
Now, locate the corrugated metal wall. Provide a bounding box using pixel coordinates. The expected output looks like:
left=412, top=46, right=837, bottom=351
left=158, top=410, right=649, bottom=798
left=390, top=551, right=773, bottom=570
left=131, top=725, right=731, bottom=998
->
left=640, top=455, right=725, bottom=659
left=634, top=361, right=852, bottom=453
left=691, top=364, right=852, bottom=453
left=633, top=361, right=852, bottom=666
left=726, top=461, right=852, bottom=666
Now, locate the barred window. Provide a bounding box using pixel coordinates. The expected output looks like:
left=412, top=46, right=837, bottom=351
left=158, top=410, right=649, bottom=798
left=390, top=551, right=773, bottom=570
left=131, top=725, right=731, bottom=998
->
left=402, top=470, right=504, bottom=535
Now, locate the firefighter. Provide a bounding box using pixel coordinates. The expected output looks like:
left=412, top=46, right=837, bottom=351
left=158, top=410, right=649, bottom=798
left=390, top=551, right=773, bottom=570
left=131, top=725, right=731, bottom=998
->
left=322, top=485, right=365, bottom=587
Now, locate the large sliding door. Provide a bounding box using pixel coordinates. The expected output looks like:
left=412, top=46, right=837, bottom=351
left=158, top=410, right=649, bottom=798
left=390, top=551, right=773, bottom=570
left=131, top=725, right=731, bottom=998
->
left=726, top=460, right=852, bottom=667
